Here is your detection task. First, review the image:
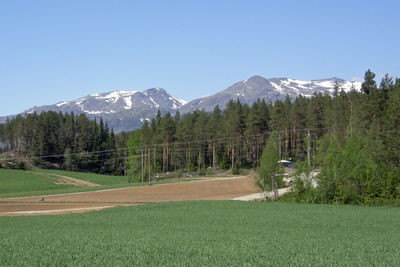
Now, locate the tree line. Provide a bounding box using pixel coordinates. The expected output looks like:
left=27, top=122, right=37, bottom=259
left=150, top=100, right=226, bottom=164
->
left=128, top=71, right=398, bottom=171
left=0, top=112, right=127, bottom=174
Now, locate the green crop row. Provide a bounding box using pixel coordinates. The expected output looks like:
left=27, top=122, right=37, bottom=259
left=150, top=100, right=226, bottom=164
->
left=1, top=201, right=399, bottom=266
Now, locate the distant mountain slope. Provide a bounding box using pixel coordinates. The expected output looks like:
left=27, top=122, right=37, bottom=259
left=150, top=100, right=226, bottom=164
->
left=0, top=75, right=362, bottom=132
left=180, top=76, right=361, bottom=113
left=0, top=88, right=186, bottom=133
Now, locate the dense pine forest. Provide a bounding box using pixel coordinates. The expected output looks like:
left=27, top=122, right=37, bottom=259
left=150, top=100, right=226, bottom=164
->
left=0, top=112, right=128, bottom=174
left=1, top=70, right=399, bottom=204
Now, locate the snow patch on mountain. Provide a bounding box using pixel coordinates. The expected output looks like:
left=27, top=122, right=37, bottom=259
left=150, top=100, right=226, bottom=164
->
left=140, top=118, right=151, bottom=123
left=95, top=90, right=138, bottom=103
left=170, top=96, right=187, bottom=106
left=274, top=78, right=361, bottom=95
left=269, top=82, right=285, bottom=94
left=124, top=96, right=132, bottom=109
left=56, top=101, right=69, bottom=107
left=148, top=97, right=159, bottom=108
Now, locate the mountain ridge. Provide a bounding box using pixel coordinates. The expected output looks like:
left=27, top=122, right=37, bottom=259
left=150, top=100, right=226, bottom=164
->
left=180, top=76, right=361, bottom=113
left=0, top=75, right=362, bottom=132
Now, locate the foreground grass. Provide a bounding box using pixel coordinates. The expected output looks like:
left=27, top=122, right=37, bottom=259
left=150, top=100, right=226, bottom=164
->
left=1, top=201, right=399, bottom=266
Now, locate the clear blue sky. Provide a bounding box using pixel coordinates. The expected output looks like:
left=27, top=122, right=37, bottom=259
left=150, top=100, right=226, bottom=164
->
left=0, top=0, right=399, bottom=116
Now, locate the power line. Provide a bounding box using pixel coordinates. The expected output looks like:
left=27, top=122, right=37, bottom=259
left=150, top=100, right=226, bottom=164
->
left=2, top=126, right=396, bottom=162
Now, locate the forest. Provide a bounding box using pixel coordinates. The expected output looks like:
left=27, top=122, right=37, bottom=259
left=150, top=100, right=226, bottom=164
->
left=1, top=70, right=399, bottom=204
left=0, top=112, right=127, bottom=174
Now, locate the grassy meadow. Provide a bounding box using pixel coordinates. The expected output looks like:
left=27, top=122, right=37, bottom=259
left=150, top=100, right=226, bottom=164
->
left=1, top=201, right=399, bottom=266
left=0, top=168, right=132, bottom=198
left=0, top=168, right=206, bottom=198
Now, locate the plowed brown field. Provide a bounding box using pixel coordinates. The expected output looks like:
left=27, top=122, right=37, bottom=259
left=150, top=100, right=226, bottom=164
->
left=0, top=176, right=259, bottom=216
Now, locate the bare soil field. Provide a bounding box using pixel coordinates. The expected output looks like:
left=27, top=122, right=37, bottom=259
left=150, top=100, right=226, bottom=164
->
left=0, top=176, right=259, bottom=216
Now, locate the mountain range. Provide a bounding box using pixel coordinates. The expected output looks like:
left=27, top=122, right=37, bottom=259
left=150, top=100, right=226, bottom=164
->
left=0, top=75, right=361, bottom=133
left=181, top=76, right=360, bottom=113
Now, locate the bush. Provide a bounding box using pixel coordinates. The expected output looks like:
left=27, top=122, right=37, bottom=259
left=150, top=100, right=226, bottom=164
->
left=292, top=133, right=400, bottom=205
left=232, top=164, right=241, bottom=175
left=220, top=153, right=230, bottom=170
left=16, top=161, right=28, bottom=170
left=199, top=168, right=207, bottom=176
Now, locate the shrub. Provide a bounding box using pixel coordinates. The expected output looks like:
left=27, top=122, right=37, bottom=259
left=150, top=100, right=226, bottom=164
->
left=232, top=164, right=241, bottom=175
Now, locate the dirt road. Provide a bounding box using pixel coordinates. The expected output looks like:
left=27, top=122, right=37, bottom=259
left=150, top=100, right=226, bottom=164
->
left=0, top=176, right=260, bottom=216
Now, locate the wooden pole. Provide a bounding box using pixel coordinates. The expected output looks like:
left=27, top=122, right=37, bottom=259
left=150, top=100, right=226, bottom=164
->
left=148, top=148, right=151, bottom=184
left=141, top=149, right=144, bottom=183
left=279, top=132, right=282, bottom=160
left=231, top=146, right=235, bottom=169
left=212, top=142, right=216, bottom=173
left=307, top=129, right=311, bottom=168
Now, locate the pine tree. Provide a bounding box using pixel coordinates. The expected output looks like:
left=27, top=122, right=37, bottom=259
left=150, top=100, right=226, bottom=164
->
left=223, top=99, right=245, bottom=169
left=383, top=80, right=400, bottom=165
left=160, top=112, right=175, bottom=172
left=126, top=130, right=142, bottom=182
left=361, top=69, right=377, bottom=95
left=208, top=105, right=222, bottom=172
left=290, top=96, right=308, bottom=160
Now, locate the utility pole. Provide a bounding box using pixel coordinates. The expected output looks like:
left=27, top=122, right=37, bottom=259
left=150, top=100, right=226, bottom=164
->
left=198, top=150, right=201, bottom=175
left=279, top=132, right=282, bottom=160
left=148, top=148, right=151, bottom=184
left=124, top=149, right=126, bottom=176
left=307, top=129, right=311, bottom=168
left=231, top=146, right=235, bottom=170
left=212, top=142, right=216, bottom=173
left=141, top=149, right=144, bottom=183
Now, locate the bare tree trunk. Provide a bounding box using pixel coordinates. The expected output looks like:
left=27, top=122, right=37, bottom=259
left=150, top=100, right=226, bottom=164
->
left=252, top=142, right=255, bottom=170
left=153, top=147, right=156, bottom=172
left=188, top=143, right=190, bottom=171
left=231, top=146, right=235, bottom=169
left=198, top=150, right=201, bottom=175
left=307, top=129, right=311, bottom=168
left=140, top=149, right=145, bottom=183
left=213, top=142, right=216, bottom=173
left=166, top=143, right=169, bottom=173
left=162, top=145, right=165, bottom=173
left=148, top=148, right=151, bottom=184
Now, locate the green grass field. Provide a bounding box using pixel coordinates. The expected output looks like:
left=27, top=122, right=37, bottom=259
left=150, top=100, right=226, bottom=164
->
left=0, top=168, right=203, bottom=198
left=1, top=201, right=399, bottom=266
left=0, top=168, right=133, bottom=198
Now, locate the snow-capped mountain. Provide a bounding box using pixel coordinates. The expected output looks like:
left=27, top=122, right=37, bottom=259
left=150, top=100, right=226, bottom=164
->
left=180, top=76, right=361, bottom=113
left=25, top=87, right=186, bottom=116
left=0, top=75, right=362, bottom=132
left=1, top=88, right=187, bottom=133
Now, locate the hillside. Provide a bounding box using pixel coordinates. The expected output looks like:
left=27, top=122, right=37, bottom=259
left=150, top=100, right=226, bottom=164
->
left=180, top=76, right=361, bottom=113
